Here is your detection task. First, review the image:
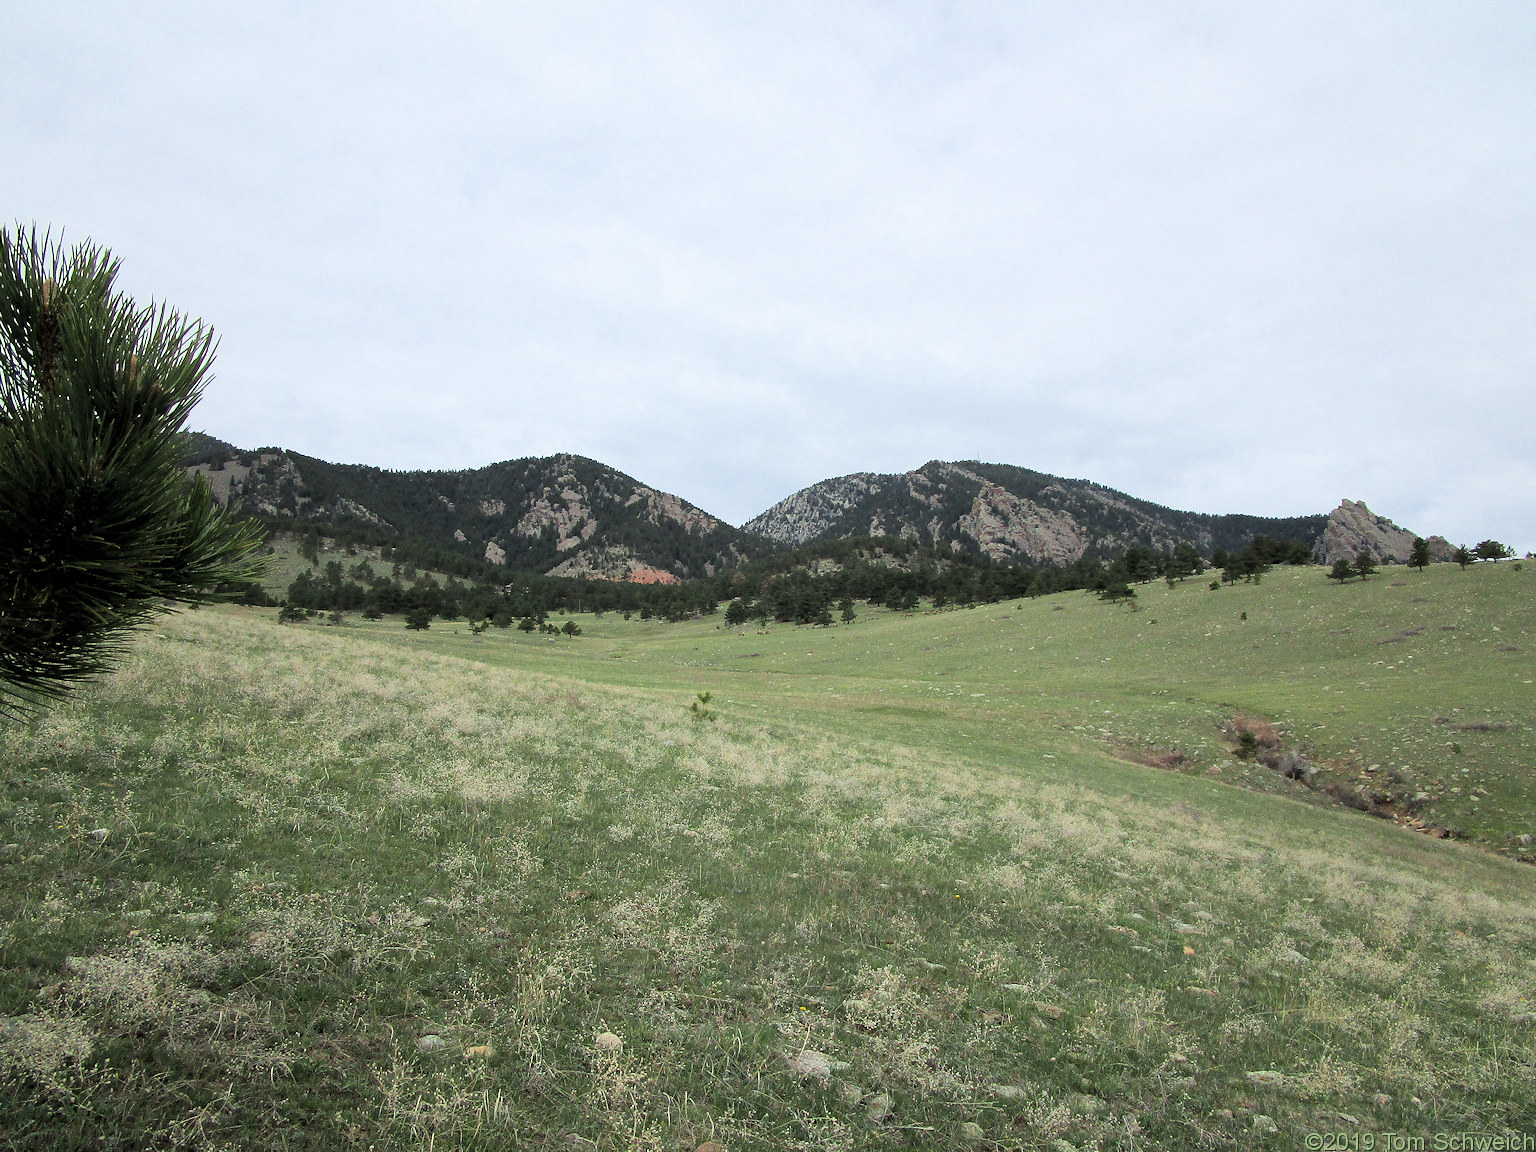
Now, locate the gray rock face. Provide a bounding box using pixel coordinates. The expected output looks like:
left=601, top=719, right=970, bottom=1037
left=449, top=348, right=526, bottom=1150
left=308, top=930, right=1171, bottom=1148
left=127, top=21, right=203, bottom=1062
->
left=1314, top=500, right=1452, bottom=565
left=742, top=473, right=886, bottom=544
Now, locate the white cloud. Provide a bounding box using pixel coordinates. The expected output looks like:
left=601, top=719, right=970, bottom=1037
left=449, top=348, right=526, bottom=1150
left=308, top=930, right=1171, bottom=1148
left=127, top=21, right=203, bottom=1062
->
left=5, top=2, right=1533, bottom=549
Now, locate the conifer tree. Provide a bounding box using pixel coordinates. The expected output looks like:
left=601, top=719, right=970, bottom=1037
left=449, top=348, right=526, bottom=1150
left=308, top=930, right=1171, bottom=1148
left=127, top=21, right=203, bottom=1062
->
left=1409, top=536, right=1431, bottom=572
left=1474, top=540, right=1512, bottom=563
left=0, top=227, right=264, bottom=717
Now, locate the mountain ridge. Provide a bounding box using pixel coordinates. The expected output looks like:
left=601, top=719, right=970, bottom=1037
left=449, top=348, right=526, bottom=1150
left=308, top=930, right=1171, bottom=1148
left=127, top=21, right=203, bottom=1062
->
left=744, top=460, right=1335, bottom=564
left=182, top=434, right=768, bottom=582
left=186, top=435, right=1450, bottom=578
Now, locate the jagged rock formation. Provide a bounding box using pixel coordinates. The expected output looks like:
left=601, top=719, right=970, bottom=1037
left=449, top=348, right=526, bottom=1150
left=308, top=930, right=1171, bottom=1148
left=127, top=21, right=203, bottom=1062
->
left=183, top=434, right=764, bottom=580
left=745, top=461, right=1329, bottom=563
left=1314, top=500, right=1453, bottom=566
left=744, top=473, right=886, bottom=545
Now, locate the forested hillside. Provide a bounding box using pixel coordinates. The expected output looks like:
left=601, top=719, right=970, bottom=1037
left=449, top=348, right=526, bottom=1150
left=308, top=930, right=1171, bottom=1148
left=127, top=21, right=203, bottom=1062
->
left=182, top=434, right=770, bottom=581
left=744, top=459, right=1330, bottom=563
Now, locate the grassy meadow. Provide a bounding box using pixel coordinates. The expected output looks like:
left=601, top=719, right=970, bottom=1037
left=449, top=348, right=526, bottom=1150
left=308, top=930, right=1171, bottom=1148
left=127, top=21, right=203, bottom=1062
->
left=0, top=562, right=1532, bottom=1149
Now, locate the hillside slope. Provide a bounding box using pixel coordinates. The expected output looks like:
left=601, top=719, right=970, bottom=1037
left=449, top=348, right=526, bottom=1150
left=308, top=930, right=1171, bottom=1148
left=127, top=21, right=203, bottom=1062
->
left=1, top=573, right=1530, bottom=1148
left=184, top=434, right=767, bottom=581
left=745, top=461, right=1334, bottom=563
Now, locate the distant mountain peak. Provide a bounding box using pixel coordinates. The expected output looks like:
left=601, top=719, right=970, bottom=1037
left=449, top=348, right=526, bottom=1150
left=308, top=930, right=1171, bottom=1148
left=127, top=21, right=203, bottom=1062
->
left=745, top=459, right=1332, bottom=562
left=183, top=437, right=763, bottom=580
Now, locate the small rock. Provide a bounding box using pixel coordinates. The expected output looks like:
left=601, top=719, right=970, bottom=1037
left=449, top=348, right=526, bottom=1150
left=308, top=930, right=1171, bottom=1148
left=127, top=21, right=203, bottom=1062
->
left=1215, top=1109, right=1234, bottom=1120
left=991, top=1084, right=1026, bottom=1100
left=464, top=1044, right=494, bottom=1059
left=865, top=1093, right=894, bottom=1122
left=416, top=1034, right=447, bottom=1053
left=1337, top=1113, right=1358, bottom=1125
left=88, top=828, right=109, bottom=841
left=1033, top=1001, right=1067, bottom=1019
left=1245, top=1070, right=1287, bottom=1087
left=838, top=1081, right=863, bottom=1105
left=594, top=1032, right=624, bottom=1053
left=695, top=1144, right=726, bottom=1152
left=1252, top=1115, right=1278, bottom=1134
left=1372, top=1093, right=1392, bottom=1107
left=1000, top=982, right=1029, bottom=993
left=785, top=1050, right=835, bottom=1079
left=960, top=1120, right=985, bottom=1141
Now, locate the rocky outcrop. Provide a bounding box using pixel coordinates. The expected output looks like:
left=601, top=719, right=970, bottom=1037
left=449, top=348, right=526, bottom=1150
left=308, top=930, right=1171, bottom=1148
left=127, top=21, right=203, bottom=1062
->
left=1314, top=500, right=1453, bottom=565
left=742, top=473, right=886, bottom=544
left=954, top=479, right=1087, bottom=565
left=546, top=545, right=681, bottom=583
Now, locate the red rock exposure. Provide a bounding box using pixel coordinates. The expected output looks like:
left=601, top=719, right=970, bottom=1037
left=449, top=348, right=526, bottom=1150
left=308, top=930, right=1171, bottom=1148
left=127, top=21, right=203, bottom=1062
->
left=626, top=567, right=680, bottom=585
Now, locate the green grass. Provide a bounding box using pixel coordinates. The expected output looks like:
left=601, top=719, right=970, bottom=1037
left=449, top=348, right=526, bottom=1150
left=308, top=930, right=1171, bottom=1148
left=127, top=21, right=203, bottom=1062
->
left=0, top=563, right=1532, bottom=1149
left=361, top=561, right=1536, bottom=853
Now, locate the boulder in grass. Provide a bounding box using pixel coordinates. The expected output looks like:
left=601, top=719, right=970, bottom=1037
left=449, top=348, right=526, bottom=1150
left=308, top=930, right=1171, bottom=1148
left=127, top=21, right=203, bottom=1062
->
left=784, top=1049, right=848, bottom=1079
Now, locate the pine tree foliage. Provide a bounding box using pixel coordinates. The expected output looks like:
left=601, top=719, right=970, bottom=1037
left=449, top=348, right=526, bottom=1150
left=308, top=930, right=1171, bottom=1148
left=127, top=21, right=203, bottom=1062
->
left=0, top=227, right=264, bottom=717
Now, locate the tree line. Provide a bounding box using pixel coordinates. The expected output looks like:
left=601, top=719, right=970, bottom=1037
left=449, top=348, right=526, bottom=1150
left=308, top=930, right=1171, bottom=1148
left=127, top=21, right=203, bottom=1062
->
left=271, top=530, right=1344, bottom=630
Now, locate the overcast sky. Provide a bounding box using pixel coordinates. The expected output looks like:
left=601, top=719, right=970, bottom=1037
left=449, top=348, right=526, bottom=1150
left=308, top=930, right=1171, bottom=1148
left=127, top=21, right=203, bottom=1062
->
left=7, top=3, right=1533, bottom=547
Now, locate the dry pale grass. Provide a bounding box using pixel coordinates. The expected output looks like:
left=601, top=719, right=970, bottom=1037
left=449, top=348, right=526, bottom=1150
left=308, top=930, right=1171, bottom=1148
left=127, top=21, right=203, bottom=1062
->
left=1, top=606, right=1533, bottom=1148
